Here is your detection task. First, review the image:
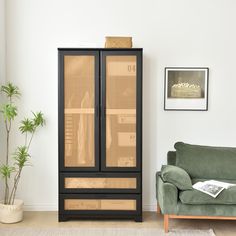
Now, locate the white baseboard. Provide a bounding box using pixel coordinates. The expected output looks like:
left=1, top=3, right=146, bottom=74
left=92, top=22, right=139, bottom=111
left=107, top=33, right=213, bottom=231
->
left=143, top=204, right=156, bottom=212
left=24, top=204, right=157, bottom=212
left=24, top=204, right=58, bottom=211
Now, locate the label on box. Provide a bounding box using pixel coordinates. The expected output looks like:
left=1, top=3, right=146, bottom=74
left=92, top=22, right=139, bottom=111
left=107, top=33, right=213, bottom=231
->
left=118, top=132, right=136, bottom=146
left=107, top=62, right=136, bottom=76
left=117, top=115, right=136, bottom=124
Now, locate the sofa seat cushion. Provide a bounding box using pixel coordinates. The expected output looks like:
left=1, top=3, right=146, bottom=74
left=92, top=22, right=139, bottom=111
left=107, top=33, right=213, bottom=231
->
left=180, top=179, right=236, bottom=205
left=175, top=142, right=236, bottom=180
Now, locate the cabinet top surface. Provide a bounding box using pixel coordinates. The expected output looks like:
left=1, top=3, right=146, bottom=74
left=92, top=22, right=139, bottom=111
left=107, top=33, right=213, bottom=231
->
left=58, top=48, right=143, bottom=51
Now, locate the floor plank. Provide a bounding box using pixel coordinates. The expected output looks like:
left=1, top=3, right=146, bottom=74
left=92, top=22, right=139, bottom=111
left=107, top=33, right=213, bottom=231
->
left=0, top=212, right=236, bottom=236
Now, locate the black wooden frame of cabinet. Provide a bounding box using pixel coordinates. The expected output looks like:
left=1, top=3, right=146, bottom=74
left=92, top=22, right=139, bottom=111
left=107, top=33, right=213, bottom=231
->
left=59, top=172, right=141, bottom=194
left=59, top=194, right=142, bottom=222
left=58, top=48, right=143, bottom=222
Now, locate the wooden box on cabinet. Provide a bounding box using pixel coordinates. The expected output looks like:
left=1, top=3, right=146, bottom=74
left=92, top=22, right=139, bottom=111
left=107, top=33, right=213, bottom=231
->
left=58, top=48, right=142, bottom=222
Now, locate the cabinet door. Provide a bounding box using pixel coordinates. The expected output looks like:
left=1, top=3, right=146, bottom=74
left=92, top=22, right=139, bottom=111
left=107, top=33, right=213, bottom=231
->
left=101, top=51, right=142, bottom=171
left=59, top=50, right=99, bottom=171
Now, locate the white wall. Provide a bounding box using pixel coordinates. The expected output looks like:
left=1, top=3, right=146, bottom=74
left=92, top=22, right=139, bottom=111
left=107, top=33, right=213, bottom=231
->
left=5, top=0, right=236, bottom=211
left=0, top=0, right=6, bottom=200
left=0, top=0, right=5, bottom=83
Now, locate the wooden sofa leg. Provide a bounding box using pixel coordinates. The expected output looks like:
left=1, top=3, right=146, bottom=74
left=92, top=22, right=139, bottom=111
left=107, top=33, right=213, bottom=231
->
left=164, top=215, right=169, bottom=233
left=157, top=202, right=161, bottom=214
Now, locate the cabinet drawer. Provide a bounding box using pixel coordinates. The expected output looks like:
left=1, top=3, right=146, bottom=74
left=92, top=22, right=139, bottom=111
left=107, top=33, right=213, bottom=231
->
left=60, top=173, right=141, bottom=193
left=65, top=177, right=136, bottom=189
left=65, top=199, right=136, bottom=211
left=60, top=194, right=141, bottom=215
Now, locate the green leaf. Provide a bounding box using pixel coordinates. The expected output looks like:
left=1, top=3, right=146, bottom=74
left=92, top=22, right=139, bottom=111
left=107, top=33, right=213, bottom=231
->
left=0, top=104, right=17, bottom=121
left=1, top=82, right=21, bottom=99
left=13, top=146, right=30, bottom=169
left=32, top=111, right=45, bottom=128
left=19, top=118, right=34, bottom=133
left=0, top=164, right=15, bottom=179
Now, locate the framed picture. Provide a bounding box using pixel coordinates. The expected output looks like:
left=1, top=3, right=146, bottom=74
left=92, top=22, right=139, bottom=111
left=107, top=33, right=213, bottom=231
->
left=164, top=67, right=209, bottom=111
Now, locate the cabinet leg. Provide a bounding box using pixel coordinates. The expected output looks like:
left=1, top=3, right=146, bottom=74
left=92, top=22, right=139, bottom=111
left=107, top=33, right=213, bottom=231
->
left=59, top=214, right=67, bottom=222
left=164, top=215, right=169, bottom=233
left=157, top=202, right=161, bottom=214
left=134, top=215, right=142, bottom=222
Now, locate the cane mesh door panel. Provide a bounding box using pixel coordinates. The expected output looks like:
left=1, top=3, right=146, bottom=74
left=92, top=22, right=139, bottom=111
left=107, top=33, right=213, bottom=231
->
left=105, top=56, right=137, bottom=168
left=64, top=55, right=95, bottom=167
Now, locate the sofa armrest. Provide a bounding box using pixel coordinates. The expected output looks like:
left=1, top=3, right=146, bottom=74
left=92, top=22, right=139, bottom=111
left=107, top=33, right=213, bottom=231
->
left=157, top=174, right=178, bottom=214
left=156, top=171, right=161, bottom=199
left=161, top=165, right=192, bottom=190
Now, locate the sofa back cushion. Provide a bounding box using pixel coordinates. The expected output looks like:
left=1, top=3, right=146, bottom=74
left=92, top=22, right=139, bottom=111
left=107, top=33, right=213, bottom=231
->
left=167, top=151, right=177, bottom=165
left=175, top=142, right=236, bottom=179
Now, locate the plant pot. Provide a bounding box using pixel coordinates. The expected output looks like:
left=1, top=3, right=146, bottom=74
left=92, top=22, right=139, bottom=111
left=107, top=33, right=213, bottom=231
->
left=0, top=199, right=24, bottom=223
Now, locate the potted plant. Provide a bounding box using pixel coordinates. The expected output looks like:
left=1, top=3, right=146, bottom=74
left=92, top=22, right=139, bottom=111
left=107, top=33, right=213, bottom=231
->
left=0, top=82, right=45, bottom=223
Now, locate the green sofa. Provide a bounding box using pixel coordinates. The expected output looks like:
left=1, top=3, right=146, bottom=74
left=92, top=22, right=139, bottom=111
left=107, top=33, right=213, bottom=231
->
left=156, top=142, right=236, bottom=233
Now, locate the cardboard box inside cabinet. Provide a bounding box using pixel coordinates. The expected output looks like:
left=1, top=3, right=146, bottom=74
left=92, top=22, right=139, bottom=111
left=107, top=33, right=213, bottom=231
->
left=118, top=132, right=136, bottom=146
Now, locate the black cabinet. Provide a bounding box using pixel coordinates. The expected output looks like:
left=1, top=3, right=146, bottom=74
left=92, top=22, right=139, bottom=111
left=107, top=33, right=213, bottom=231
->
left=58, top=48, right=142, bottom=221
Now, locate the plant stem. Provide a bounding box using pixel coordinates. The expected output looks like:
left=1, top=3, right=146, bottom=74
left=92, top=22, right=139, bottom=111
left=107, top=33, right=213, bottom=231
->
left=5, top=120, right=10, bottom=165
left=4, top=120, right=11, bottom=204
left=4, top=177, right=9, bottom=204
left=11, top=168, right=22, bottom=205
left=8, top=171, right=19, bottom=204
left=25, top=132, right=28, bottom=146
left=9, top=130, right=33, bottom=204
left=27, top=131, right=35, bottom=151
left=8, top=131, right=34, bottom=205
left=8, top=168, right=22, bottom=205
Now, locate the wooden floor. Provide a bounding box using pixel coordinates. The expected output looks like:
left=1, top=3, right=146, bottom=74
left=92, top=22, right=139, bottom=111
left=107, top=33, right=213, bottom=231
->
left=0, top=211, right=236, bottom=236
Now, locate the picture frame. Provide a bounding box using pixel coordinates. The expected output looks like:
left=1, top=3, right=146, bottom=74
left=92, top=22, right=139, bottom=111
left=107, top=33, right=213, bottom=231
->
left=164, top=67, right=209, bottom=111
